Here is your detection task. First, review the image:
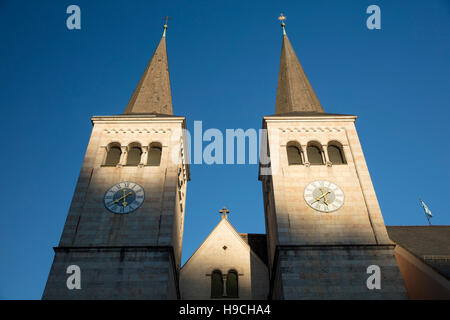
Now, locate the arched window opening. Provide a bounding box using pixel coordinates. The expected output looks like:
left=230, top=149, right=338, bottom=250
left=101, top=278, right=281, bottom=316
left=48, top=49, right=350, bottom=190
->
left=211, top=270, right=223, bottom=298
left=287, top=144, right=302, bottom=165
left=104, top=145, right=121, bottom=166
left=127, top=146, right=142, bottom=166
left=226, top=270, right=238, bottom=298
left=328, top=145, right=346, bottom=165
left=148, top=143, right=162, bottom=166
left=307, top=145, right=324, bottom=165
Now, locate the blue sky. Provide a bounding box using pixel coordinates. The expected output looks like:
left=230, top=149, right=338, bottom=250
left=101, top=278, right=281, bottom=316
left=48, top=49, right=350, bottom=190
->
left=0, top=0, right=449, bottom=299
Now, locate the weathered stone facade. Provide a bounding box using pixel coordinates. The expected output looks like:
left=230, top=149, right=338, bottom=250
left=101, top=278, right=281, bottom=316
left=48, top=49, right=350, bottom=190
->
left=42, top=115, right=189, bottom=299
left=271, top=245, right=406, bottom=299
left=259, top=115, right=407, bottom=299
left=42, top=247, right=178, bottom=300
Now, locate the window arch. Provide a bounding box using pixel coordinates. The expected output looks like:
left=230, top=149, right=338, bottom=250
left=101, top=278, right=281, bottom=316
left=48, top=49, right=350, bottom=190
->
left=211, top=270, right=223, bottom=298
left=104, top=143, right=121, bottom=166
left=327, top=143, right=346, bottom=165
left=126, top=143, right=142, bottom=166
left=148, top=142, right=162, bottom=166
left=226, top=270, right=238, bottom=298
left=286, top=142, right=302, bottom=165
left=307, top=142, right=324, bottom=165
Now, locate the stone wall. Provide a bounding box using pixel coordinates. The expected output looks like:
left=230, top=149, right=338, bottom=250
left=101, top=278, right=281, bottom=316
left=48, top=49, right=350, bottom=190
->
left=273, top=245, right=407, bottom=299
left=42, top=247, right=178, bottom=300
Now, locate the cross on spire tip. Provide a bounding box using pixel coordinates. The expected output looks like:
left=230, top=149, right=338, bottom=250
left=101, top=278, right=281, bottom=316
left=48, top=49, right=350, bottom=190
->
left=162, top=16, right=172, bottom=37
left=278, top=13, right=287, bottom=35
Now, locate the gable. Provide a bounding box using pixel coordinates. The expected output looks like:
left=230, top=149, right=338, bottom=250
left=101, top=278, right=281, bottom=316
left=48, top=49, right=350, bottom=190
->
left=179, top=218, right=270, bottom=299
left=181, top=218, right=267, bottom=273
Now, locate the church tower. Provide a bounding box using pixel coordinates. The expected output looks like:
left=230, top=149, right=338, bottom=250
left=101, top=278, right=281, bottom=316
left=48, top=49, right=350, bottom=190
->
left=43, top=24, right=190, bottom=299
left=259, top=16, right=407, bottom=299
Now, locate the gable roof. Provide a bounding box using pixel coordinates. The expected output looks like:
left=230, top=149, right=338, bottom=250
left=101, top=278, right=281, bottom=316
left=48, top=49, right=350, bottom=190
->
left=181, top=218, right=268, bottom=271
left=387, top=226, right=450, bottom=279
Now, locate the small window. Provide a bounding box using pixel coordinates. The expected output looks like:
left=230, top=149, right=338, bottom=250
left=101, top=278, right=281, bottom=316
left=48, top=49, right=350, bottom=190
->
left=287, top=145, right=302, bottom=165
left=226, top=270, right=238, bottom=298
left=104, top=146, right=121, bottom=166
left=307, top=145, right=324, bottom=165
left=127, top=147, right=142, bottom=166
left=328, top=145, right=346, bottom=164
left=211, top=270, right=223, bottom=298
left=148, top=144, right=162, bottom=166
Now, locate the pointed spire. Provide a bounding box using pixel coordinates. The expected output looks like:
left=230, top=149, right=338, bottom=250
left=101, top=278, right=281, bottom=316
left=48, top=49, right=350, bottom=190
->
left=124, top=22, right=173, bottom=115
left=275, top=14, right=324, bottom=114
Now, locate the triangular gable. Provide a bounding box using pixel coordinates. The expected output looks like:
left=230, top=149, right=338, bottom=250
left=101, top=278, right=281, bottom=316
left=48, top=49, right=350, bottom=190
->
left=181, top=218, right=267, bottom=272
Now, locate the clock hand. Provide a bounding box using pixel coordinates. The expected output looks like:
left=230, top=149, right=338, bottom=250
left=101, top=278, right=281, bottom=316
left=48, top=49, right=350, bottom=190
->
left=319, top=189, right=329, bottom=205
left=311, top=190, right=331, bottom=205
left=122, top=190, right=128, bottom=207
left=122, top=189, right=133, bottom=207
left=109, top=191, right=132, bottom=206
left=316, top=191, right=330, bottom=201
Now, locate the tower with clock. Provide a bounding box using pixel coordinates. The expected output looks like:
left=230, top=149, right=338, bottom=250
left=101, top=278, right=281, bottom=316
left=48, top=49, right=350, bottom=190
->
left=258, top=16, right=407, bottom=299
left=42, top=16, right=410, bottom=300
left=42, top=23, right=190, bottom=299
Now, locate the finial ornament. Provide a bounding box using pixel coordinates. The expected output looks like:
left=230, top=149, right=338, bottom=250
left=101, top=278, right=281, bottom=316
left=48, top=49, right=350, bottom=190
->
left=278, top=13, right=287, bottom=35
left=162, top=16, right=172, bottom=37
left=219, top=207, right=230, bottom=219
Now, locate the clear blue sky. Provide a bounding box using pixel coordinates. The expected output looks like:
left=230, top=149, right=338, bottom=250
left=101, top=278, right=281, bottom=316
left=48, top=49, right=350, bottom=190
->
left=0, top=0, right=449, bottom=300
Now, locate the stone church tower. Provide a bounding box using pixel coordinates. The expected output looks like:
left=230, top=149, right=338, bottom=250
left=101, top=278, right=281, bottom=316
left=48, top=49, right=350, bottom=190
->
left=42, top=24, right=190, bottom=299
left=259, top=19, right=407, bottom=299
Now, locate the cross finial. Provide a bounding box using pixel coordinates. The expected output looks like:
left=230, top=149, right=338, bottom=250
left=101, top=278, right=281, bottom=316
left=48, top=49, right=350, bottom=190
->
left=219, top=206, right=230, bottom=219
left=162, top=16, right=172, bottom=37
left=278, top=13, right=287, bottom=35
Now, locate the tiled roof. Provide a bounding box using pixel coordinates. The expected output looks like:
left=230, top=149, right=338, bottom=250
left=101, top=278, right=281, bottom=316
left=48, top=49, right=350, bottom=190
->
left=387, top=226, right=450, bottom=279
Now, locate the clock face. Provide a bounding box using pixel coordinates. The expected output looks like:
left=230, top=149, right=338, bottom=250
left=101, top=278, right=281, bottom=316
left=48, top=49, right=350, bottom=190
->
left=304, top=180, right=344, bottom=213
left=104, top=181, right=145, bottom=214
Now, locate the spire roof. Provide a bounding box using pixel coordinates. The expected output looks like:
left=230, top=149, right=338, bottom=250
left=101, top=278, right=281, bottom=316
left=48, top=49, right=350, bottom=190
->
left=275, top=24, right=324, bottom=114
left=123, top=27, right=173, bottom=115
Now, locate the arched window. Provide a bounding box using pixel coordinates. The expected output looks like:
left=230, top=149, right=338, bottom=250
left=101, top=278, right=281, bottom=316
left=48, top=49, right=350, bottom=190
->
left=211, top=270, right=223, bottom=298
left=127, top=145, right=142, bottom=166
left=148, top=143, right=162, bottom=166
left=104, top=144, right=121, bottom=166
left=286, top=143, right=302, bottom=165
left=307, top=144, right=324, bottom=165
left=226, top=270, right=238, bottom=298
left=327, top=144, right=346, bottom=165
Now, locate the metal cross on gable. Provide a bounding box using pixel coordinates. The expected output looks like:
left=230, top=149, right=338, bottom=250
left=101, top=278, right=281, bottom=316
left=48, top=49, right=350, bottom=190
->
left=219, top=207, right=230, bottom=219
